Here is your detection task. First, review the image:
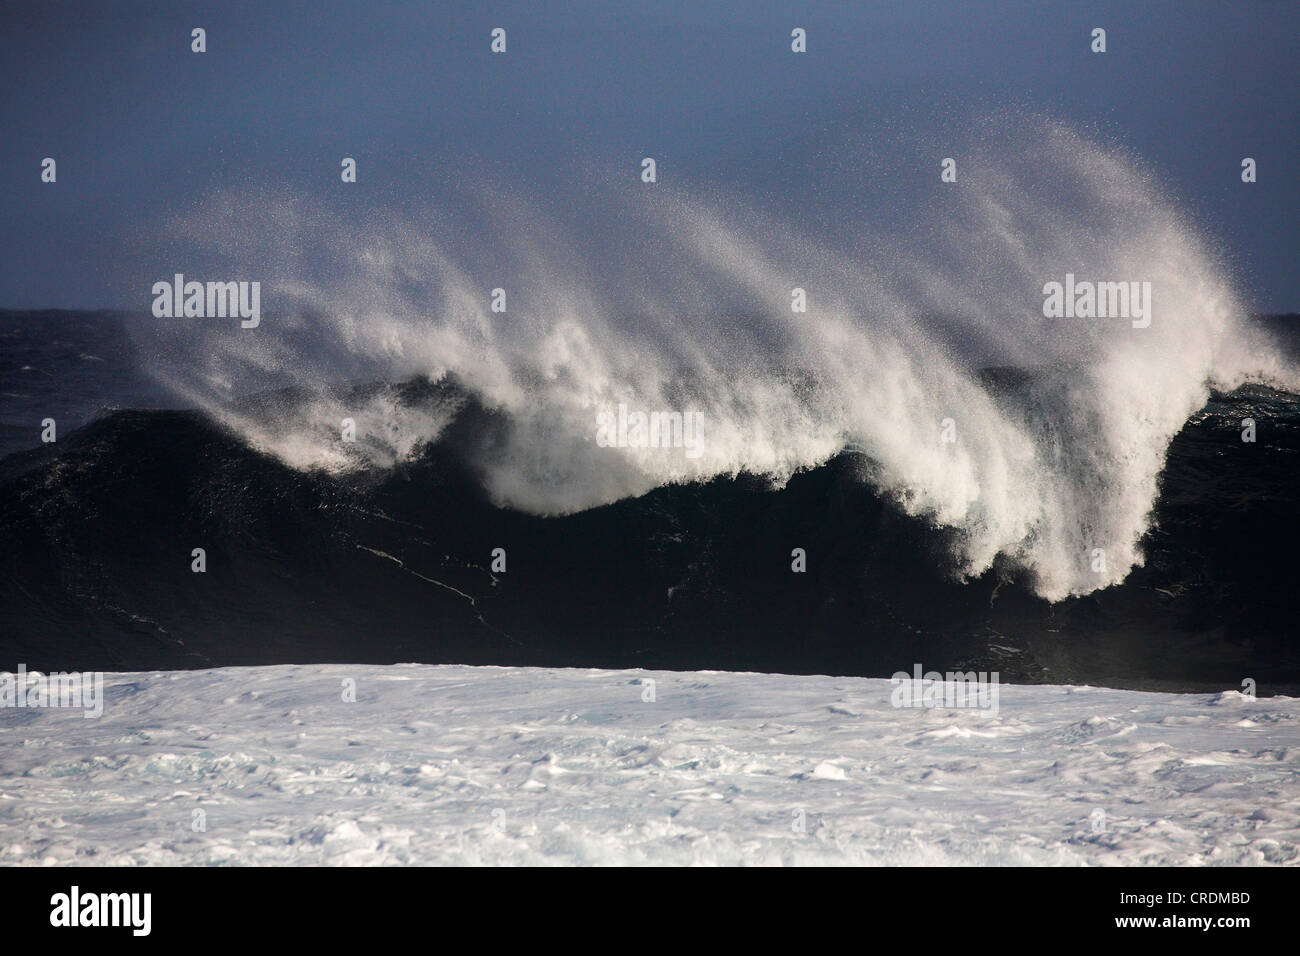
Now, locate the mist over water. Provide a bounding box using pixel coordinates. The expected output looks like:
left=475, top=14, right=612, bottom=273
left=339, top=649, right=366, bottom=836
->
left=133, top=116, right=1297, bottom=603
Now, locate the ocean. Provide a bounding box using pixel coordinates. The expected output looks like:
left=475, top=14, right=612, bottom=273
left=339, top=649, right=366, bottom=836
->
left=2, top=308, right=1297, bottom=692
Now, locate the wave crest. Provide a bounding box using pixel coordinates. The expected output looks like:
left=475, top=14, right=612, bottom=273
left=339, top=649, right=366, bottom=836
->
left=136, top=116, right=1295, bottom=601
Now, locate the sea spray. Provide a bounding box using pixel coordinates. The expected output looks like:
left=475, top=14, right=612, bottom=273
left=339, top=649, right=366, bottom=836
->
left=130, top=115, right=1296, bottom=601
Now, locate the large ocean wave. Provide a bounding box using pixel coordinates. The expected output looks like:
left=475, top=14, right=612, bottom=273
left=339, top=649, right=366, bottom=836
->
left=129, top=117, right=1297, bottom=603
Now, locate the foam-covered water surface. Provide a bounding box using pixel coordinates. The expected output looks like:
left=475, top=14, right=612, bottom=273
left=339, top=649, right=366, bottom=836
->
left=1, top=664, right=1296, bottom=865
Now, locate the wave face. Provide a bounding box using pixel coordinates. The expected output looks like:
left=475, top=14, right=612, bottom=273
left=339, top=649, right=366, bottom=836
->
left=128, top=117, right=1295, bottom=603
left=1, top=380, right=1298, bottom=690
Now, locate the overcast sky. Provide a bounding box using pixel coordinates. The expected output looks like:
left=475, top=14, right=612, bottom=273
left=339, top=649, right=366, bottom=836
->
left=2, top=0, right=1296, bottom=311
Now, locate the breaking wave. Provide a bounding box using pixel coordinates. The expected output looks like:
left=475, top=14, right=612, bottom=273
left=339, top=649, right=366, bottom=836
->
left=134, top=115, right=1296, bottom=601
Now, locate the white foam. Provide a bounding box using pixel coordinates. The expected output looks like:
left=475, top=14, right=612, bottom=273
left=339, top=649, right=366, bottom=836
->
left=138, top=117, right=1296, bottom=600
left=1, top=663, right=1296, bottom=865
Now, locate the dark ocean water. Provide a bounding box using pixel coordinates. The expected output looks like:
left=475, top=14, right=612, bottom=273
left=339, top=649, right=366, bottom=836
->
left=1, top=310, right=1298, bottom=693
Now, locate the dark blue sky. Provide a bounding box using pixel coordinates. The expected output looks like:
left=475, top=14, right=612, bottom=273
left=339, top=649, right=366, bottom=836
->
left=2, top=0, right=1296, bottom=310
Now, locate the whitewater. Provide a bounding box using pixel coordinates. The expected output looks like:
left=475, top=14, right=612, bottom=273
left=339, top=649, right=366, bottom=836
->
left=134, top=117, right=1298, bottom=603
left=1, top=664, right=1296, bottom=866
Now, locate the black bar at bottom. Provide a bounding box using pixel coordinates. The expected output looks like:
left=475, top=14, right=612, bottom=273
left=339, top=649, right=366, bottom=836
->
left=0, top=865, right=1285, bottom=942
